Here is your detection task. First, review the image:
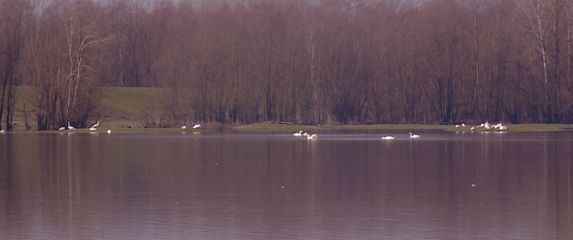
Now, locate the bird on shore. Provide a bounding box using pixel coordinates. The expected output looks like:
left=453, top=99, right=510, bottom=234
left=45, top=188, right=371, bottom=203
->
left=0, top=130, right=5, bottom=134
left=89, top=121, right=100, bottom=132
left=107, top=129, right=112, bottom=134
left=498, top=124, right=508, bottom=131
left=58, top=126, right=66, bottom=131
left=181, top=125, right=187, bottom=129
left=192, top=124, right=201, bottom=129
left=90, top=120, right=101, bottom=129
left=67, top=122, right=76, bottom=130
left=483, top=122, right=491, bottom=130
left=409, top=132, right=420, bottom=138
left=381, top=136, right=396, bottom=140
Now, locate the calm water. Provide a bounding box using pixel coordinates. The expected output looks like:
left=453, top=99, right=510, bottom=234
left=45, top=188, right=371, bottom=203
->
left=0, top=131, right=572, bottom=240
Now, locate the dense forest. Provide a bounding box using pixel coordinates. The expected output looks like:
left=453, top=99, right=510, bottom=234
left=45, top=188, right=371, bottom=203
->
left=1, top=0, right=573, bottom=130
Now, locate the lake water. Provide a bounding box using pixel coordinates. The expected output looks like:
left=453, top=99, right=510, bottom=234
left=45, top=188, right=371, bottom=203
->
left=0, top=131, right=572, bottom=240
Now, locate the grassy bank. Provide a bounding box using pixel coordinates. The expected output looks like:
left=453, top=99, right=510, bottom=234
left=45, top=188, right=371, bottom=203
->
left=12, top=87, right=160, bottom=130
left=8, top=87, right=573, bottom=133
left=232, top=122, right=572, bottom=133
left=98, top=87, right=161, bottom=120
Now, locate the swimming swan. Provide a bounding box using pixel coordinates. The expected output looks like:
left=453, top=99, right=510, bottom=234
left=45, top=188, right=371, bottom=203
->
left=409, top=132, right=420, bottom=138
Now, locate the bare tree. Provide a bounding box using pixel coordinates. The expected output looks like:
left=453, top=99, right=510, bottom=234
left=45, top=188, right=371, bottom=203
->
left=4, top=0, right=573, bottom=129
left=0, top=0, right=28, bottom=131
left=25, top=0, right=111, bottom=130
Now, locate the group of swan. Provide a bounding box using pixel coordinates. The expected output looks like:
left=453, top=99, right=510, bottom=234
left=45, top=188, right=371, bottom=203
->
left=59, top=122, right=75, bottom=131
left=293, top=130, right=317, bottom=140
left=59, top=121, right=111, bottom=134
left=460, top=121, right=508, bottom=131
left=382, top=132, right=420, bottom=140
left=294, top=130, right=419, bottom=140
left=54, top=121, right=201, bottom=134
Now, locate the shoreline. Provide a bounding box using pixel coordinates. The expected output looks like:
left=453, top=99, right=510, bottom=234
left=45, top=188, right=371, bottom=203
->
left=232, top=122, right=573, bottom=133
left=2, top=122, right=572, bottom=134
left=8, top=87, right=572, bottom=134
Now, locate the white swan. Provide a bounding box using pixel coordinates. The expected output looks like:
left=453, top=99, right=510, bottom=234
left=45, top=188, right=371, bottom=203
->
left=67, top=122, right=75, bottom=130
left=381, top=136, right=396, bottom=140
left=192, top=124, right=201, bottom=129
left=293, top=130, right=303, bottom=136
left=303, top=132, right=309, bottom=137
left=58, top=126, right=66, bottom=131
left=470, top=127, right=476, bottom=131
left=90, top=121, right=101, bottom=129
left=88, top=121, right=99, bottom=132
left=181, top=125, right=187, bottom=129
left=0, top=130, right=5, bottom=134
left=493, top=123, right=508, bottom=131
left=107, top=129, right=112, bottom=134
left=307, top=134, right=317, bottom=140
left=409, top=132, right=420, bottom=138
left=483, top=122, right=491, bottom=130
left=461, top=123, right=466, bottom=127
left=498, top=124, right=508, bottom=131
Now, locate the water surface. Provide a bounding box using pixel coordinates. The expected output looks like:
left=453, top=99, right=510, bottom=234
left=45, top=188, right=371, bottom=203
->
left=0, top=131, right=572, bottom=239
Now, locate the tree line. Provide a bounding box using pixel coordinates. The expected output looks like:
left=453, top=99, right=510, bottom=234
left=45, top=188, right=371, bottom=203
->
left=1, top=0, right=573, bottom=130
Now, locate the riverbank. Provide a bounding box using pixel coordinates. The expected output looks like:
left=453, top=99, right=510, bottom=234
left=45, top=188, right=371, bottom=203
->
left=7, top=87, right=572, bottom=133
left=231, top=122, right=572, bottom=133
left=6, top=122, right=569, bottom=134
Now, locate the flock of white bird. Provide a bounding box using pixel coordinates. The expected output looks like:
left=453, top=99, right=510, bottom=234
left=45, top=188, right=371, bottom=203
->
left=0, top=122, right=203, bottom=135
left=59, top=121, right=112, bottom=134
left=0, top=121, right=508, bottom=137
left=290, top=122, right=508, bottom=141
left=381, top=132, right=420, bottom=140
left=57, top=122, right=202, bottom=134
left=461, top=121, right=508, bottom=131
left=292, top=130, right=318, bottom=140
left=292, top=130, right=419, bottom=140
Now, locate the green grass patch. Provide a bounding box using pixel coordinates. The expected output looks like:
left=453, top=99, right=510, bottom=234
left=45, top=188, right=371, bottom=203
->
left=10, top=86, right=161, bottom=131
left=13, top=86, right=161, bottom=120
left=496, top=124, right=571, bottom=132
left=98, top=87, right=163, bottom=119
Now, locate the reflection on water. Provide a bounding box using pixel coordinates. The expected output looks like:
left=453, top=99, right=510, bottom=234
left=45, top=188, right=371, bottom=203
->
left=0, top=132, right=571, bottom=239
